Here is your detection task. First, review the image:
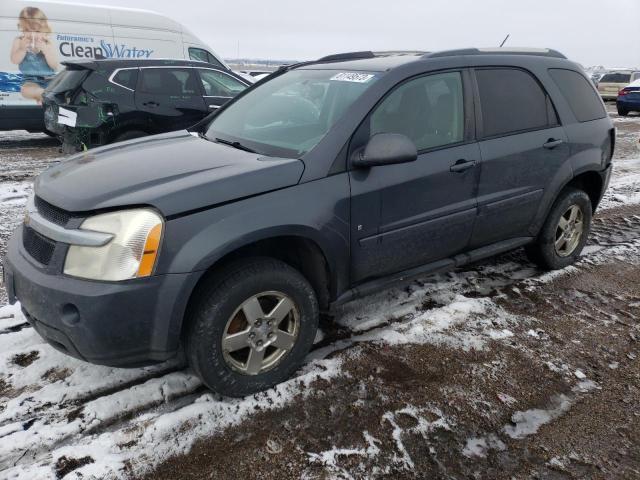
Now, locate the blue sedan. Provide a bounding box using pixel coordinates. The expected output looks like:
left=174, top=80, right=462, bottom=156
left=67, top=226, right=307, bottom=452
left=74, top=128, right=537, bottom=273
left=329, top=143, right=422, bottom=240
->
left=617, top=80, right=640, bottom=116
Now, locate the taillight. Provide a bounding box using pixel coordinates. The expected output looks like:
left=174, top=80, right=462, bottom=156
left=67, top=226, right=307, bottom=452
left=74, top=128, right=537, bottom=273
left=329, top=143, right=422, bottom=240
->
left=618, top=89, right=629, bottom=96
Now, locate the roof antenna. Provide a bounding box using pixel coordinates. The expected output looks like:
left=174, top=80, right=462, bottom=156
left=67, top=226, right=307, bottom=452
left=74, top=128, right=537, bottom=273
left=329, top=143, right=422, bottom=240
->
left=499, top=34, right=510, bottom=48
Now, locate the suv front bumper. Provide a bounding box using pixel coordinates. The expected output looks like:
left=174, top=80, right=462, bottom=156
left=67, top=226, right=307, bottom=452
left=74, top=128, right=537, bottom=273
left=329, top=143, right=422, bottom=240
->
left=3, top=227, right=199, bottom=367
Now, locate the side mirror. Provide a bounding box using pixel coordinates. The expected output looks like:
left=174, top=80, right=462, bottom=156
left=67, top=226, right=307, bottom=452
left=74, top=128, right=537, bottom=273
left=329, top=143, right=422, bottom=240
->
left=352, top=133, right=418, bottom=168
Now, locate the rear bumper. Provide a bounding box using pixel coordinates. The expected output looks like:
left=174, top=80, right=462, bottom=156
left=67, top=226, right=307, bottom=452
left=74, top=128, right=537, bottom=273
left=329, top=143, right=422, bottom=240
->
left=617, top=97, right=640, bottom=111
left=3, top=227, right=200, bottom=367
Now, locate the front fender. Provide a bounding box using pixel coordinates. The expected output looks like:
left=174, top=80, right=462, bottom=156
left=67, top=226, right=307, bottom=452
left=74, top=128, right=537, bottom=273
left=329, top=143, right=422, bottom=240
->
left=156, top=174, right=351, bottom=297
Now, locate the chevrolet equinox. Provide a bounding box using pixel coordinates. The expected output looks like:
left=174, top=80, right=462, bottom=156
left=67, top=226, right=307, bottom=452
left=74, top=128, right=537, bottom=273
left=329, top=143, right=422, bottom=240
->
left=3, top=49, right=614, bottom=397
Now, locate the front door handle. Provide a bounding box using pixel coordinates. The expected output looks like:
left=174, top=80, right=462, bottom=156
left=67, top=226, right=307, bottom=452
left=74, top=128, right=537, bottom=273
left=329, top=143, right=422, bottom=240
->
left=143, top=101, right=159, bottom=108
left=450, top=159, right=476, bottom=173
left=543, top=138, right=564, bottom=149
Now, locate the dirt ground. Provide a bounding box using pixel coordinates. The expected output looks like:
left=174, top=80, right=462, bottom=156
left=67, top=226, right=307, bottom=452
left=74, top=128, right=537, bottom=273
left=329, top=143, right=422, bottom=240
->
left=0, top=105, right=639, bottom=480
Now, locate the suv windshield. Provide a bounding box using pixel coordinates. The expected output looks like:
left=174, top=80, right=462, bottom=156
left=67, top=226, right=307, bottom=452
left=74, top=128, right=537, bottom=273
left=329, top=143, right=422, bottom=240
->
left=205, top=69, right=379, bottom=157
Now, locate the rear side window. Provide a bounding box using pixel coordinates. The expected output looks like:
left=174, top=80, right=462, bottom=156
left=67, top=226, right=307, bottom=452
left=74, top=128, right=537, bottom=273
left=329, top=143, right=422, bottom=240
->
left=600, top=73, right=631, bottom=83
left=111, top=69, right=138, bottom=90
left=139, top=68, right=201, bottom=96
left=548, top=69, right=606, bottom=122
left=476, top=68, right=555, bottom=138
left=189, top=47, right=225, bottom=69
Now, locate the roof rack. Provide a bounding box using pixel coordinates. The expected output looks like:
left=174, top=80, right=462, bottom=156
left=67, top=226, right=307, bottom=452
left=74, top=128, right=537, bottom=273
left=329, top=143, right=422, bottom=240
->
left=316, top=51, right=426, bottom=63
left=424, top=48, right=567, bottom=60
left=372, top=50, right=428, bottom=57
left=317, top=51, right=376, bottom=62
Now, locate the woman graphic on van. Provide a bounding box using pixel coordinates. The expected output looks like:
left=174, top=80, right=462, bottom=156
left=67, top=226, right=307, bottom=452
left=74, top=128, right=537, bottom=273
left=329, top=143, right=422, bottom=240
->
left=9, top=7, right=59, bottom=104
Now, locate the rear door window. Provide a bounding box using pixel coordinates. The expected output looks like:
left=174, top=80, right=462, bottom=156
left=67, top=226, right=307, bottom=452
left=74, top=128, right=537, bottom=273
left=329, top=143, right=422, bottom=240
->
left=475, top=68, right=555, bottom=138
left=189, top=47, right=225, bottom=69
left=198, top=69, right=247, bottom=97
left=548, top=69, right=606, bottom=122
left=138, top=68, right=201, bottom=96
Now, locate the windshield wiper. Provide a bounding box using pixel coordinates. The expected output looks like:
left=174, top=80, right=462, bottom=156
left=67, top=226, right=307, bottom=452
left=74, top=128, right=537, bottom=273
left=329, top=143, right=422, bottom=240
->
left=214, top=137, right=257, bottom=154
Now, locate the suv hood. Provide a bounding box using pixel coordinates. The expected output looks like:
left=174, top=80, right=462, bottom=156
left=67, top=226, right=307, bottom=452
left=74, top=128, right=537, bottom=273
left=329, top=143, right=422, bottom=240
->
left=35, top=131, right=305, bottom=217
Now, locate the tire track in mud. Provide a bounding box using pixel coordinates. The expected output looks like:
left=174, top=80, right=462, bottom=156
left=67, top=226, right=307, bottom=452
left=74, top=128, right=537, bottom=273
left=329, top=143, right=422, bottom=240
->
left=590, top=211, right=640, bottom=246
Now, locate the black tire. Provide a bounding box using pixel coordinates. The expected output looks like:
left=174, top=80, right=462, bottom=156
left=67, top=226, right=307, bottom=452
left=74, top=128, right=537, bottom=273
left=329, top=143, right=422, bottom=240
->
left=526, top=187, right=592, bottom=270
left=185, top=257, right=319, bottom=397
left=113, top=130, right=147, bottom=143
left=617, top=106, right=629, bottom=117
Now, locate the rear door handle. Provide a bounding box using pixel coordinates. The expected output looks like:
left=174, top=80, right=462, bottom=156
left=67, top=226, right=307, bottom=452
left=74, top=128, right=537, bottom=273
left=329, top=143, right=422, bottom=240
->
left=143, top=101, right=159, bottom=108
left=450, top=159, right=476, bottom=173
left=543, top=138, right=564, bottom=149
left=208, top=105, right=221, bottom=109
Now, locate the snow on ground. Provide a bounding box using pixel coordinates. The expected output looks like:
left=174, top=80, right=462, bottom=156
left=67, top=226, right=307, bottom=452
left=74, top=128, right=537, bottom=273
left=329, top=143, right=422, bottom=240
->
left=0, top=107, right=640, bottom=479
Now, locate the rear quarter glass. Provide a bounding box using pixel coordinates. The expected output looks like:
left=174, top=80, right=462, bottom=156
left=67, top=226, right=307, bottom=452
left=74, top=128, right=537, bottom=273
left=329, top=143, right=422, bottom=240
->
left=548, top=69, right=606, bottom=122
left=47, top=69, right=88, bottom=94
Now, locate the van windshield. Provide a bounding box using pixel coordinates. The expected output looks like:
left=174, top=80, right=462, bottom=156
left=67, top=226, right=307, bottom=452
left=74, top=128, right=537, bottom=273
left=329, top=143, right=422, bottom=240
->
left=205, top=69, right=379, bottom=158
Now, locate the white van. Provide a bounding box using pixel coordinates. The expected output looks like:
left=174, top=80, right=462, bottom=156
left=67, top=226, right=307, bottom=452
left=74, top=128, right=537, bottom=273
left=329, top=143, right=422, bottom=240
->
left=0, top=0, right=228, bottom=131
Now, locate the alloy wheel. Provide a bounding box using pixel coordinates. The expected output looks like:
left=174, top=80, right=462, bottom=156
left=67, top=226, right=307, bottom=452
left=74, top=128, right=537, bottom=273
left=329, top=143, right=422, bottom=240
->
left=221, top=291, right=300, bottom=375
left=554, top=204, right=584, bottom=257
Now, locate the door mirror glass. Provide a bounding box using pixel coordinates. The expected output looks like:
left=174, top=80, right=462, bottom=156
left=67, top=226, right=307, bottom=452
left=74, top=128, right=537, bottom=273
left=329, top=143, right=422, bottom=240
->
left=353, top=133, right=417, bottom=168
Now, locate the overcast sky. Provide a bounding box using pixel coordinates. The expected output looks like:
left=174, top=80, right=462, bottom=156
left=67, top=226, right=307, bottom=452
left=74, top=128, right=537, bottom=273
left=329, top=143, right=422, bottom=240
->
left=62, top=0, right=639, bottom=67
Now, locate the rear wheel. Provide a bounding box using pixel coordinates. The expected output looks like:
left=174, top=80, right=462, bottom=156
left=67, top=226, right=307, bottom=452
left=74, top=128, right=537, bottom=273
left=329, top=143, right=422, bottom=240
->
left=185, top=258, right=319, bottom=397
left=526, top=187, right=592, bottom=270
left=617, top=106, right=629, bottom=116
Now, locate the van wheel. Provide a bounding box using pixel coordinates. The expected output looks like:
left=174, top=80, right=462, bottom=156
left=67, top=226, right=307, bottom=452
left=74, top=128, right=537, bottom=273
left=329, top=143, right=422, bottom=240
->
left=113, top=130, right=147, bottom=143
left=526, top=187, right=592, bottom=270
left=185, top=258, right=319, bottom=397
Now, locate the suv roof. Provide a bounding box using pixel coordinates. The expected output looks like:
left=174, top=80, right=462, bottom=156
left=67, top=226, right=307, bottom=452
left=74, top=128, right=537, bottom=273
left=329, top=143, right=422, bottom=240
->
left=61, top=58, right=221, bottom=71
left=297, top=47, right=569, bottom=72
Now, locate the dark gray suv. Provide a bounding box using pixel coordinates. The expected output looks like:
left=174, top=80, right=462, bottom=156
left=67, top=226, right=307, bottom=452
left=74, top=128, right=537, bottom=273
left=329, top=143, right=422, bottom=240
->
left=3, top=49, right=614, bottom=397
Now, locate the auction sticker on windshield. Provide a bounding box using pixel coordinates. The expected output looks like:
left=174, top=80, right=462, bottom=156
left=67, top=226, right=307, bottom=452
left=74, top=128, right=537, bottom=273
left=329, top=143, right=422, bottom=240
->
left=330, top=72, right=376, bottom=83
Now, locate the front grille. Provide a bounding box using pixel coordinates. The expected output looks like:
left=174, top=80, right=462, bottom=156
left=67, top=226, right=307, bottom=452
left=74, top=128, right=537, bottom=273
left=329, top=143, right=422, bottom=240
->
left=34, top=196, right=73, bottom=226
left=23, top=226, right=56, bottom=265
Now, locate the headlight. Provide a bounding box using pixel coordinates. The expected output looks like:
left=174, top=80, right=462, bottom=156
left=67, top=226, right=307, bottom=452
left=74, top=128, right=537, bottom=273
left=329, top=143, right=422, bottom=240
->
left=64, top=209, right=163, bottom=281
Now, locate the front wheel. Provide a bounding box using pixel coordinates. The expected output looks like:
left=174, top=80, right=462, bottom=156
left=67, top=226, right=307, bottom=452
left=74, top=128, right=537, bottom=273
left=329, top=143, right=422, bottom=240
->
left=526, top=187, right=592, bottom=270
left=185, top=258, right=319, bottom=397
